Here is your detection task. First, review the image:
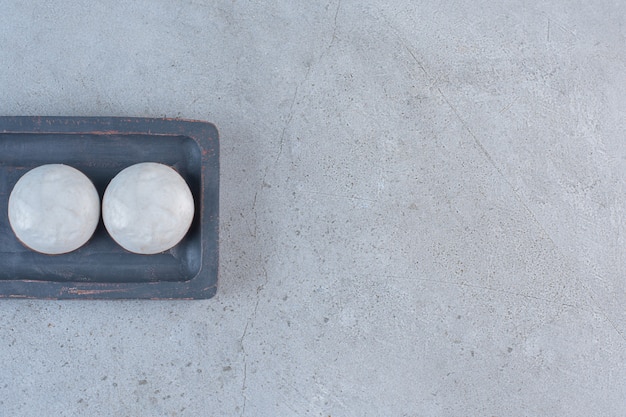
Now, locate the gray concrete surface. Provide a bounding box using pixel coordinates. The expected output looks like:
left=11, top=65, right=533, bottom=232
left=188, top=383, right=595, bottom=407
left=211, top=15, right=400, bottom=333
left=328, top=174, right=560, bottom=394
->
left=1, top=0, right=626, bottom=415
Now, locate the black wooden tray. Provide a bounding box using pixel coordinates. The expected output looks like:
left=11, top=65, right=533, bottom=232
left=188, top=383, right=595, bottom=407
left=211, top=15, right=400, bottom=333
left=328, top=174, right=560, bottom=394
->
left=0, top=117, right=219, bottom=299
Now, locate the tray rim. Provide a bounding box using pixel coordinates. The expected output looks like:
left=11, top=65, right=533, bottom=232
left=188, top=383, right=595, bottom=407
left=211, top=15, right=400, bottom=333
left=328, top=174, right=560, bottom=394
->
left=0, top=116, right=219, bottom=300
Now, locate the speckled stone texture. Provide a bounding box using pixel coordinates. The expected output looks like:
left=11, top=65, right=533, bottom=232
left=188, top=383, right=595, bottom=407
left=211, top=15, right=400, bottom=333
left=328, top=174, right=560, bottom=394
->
left=1, top=1, right=626, bottom=416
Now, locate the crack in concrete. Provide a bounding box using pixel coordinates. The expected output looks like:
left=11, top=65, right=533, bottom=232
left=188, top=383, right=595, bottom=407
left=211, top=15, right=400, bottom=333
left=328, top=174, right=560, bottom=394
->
left=395, top=29, right=626, bottom=345
left=243, top=9, right=345, bottom=409
left=249, top=0, right=342, bottom=240
left=239, top=264, right=269, bottom=417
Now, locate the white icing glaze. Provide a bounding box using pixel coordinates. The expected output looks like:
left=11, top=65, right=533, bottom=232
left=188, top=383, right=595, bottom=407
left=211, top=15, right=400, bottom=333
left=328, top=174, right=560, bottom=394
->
left=8, top=164, right=100, bottom=254
left=102, top=162, right=194, bottom=254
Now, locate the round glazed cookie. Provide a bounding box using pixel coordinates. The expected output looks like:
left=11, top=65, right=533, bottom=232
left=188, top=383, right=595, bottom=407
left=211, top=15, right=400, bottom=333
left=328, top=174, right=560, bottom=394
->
left=8, top=164, right=100, bottom=255
left=102, top=162, right=195, bottom=254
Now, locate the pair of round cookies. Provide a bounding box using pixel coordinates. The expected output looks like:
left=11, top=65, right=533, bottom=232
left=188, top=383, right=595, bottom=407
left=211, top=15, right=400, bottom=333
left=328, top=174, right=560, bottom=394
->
left=8, top=163, right=195, bottom=255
